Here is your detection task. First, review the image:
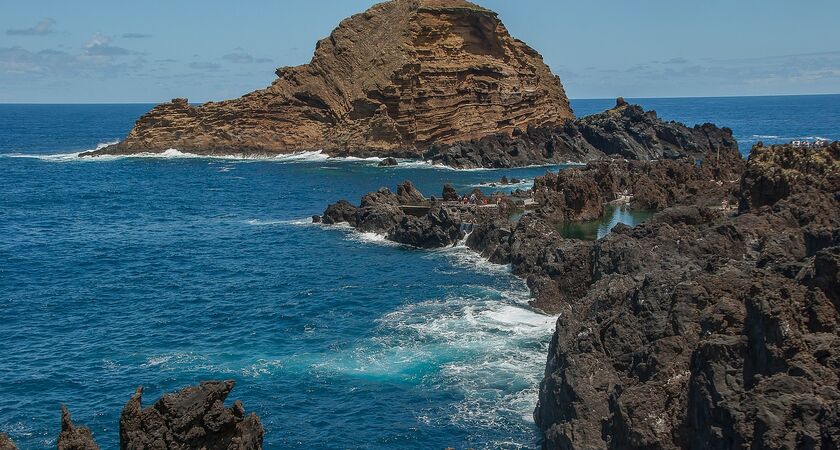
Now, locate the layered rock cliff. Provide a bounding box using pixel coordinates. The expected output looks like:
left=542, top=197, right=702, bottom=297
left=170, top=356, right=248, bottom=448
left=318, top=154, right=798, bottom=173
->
left=85, top=0, right=572, bottom=158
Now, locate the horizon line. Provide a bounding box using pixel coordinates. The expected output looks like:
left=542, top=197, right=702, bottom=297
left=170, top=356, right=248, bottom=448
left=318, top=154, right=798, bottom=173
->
left=0, top=92, right=837, bottom=105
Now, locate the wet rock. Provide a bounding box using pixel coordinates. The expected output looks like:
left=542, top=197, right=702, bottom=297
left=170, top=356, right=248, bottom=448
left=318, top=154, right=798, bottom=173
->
left=0, top=433, right=17, bottom=450
left=57, top=406, right=99, bottom=450
left=311, top=215, right=321, bottom=223
left=378, top=157, right=398, bottom=167
left=120, top=380, right=263, bottom=450
left=391, top=204, right=463, bottom=248
left=321, top=200, right=358, bottom=226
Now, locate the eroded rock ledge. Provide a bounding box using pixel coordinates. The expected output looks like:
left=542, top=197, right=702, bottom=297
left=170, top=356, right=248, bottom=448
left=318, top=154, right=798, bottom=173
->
left=319, top=141, right=840, bottom=448
left=1, top=381, right=263, bottom=450
left=83, top=0, right=572, bottom=159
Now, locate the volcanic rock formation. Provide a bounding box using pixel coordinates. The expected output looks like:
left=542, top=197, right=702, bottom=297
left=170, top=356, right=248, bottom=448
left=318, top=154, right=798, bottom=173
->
left=425, top=99, right=739, bottom=168
left=319, top=141, right=840, bottom=448
left=121, top=380, right=263, bottom=450
left=0, top=381, right=263, bottom=450
left=85, top=0, right=572, bottom=158
left=530, top=142, right=840, bottom=449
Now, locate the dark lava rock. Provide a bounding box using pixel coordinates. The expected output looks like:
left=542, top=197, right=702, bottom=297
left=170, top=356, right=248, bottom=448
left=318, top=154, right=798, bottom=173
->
left=501, top=176, right=510, bottom=185
left=442, top=184, right=459, bottom=201
left=378, top=157, right=398, bottom=167
left=396, top=180, right=425, bottom=204
left=0, top=433, right=16, bottom=450
left=121, top=380, right=263, bottom=450
left=424, top=102, right=738, bottom=168
left=532, top=142, right=840, bottom=449
left=311, top=215, right=321, bottom=223
left=58, top=406, right=99, bottom=450
left=321, top=199, right=358, bottom=226
left=391, top=204, right=463, bottom=248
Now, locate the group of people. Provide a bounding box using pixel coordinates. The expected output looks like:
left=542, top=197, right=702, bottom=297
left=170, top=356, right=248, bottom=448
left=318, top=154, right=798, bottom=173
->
left=460, top=193, right=493, bottom=205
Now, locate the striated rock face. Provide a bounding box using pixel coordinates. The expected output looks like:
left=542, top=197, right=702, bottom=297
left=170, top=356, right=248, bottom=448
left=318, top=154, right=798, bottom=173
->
left=57, top=406, right=100, bottom=450
left=120, top=380, right=263, bottom=450
left=86, top=0, right=571, bottom=158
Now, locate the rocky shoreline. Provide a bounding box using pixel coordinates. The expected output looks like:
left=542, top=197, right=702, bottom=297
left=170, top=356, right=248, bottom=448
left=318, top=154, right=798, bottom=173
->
left=317, top=140, right=839, bottom=448
left=0, top=381, right=263, bottom=450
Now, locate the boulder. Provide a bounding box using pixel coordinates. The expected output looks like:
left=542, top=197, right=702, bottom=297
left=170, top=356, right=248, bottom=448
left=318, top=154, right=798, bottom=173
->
left=321, top=200, right=358, bottom=225
left=378, top=157, right=398, bottom=167
left=120, top=380, right=263, bottom=450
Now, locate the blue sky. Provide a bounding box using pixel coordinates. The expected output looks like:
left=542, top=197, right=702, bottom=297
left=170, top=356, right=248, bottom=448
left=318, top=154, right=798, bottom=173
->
left=1, top=0, right=838, bottom=102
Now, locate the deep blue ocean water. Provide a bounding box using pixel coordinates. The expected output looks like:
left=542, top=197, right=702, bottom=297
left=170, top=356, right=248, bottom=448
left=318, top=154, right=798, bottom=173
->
left=0, top=95, right=838, bottom=449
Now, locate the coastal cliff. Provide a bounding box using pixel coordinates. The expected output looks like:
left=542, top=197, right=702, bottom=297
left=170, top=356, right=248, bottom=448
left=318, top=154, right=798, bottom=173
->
left=318, top=141, right=840, bottom=448
left=85, top=0, right=571, bottom=158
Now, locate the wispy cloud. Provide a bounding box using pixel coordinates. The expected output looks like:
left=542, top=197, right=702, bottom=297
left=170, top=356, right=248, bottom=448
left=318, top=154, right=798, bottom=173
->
left=6, top=18, right=56, bottom=36
left=560, top=50, right=840, bottom=97
left=189, top=61, right=221, bottom=71
left=122, top=33, right=152, bottom=39
left=222, top=51, right=272, bottom=64
left=83, top=33, right=140, bottom=57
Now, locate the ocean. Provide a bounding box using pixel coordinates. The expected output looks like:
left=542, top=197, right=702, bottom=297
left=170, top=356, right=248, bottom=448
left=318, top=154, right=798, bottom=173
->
left=1, top=95, right=838, bottom=449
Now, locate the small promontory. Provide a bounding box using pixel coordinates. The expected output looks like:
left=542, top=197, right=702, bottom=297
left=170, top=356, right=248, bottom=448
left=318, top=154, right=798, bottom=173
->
left=86, top=0, right=572, bottom=158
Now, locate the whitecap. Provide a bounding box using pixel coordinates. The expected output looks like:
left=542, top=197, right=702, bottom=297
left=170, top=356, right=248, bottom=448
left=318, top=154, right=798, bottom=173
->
left=246, top=218, right=314, bottom=227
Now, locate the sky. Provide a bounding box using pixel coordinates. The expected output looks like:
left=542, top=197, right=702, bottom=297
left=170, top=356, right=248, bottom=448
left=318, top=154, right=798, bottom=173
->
left=0, top=0, right=838, bottom=103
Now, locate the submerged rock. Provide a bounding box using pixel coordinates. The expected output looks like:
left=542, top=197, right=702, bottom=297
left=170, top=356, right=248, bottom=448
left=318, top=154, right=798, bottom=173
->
left=84, top=0, right=572, bottom=159
left=378, top=157, right=398, bottom=167
left=121, top=380, right=263, bottom=450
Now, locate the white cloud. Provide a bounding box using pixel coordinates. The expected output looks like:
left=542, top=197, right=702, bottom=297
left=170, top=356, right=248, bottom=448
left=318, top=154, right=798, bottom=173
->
left=6, top=18, right=56, bottom=36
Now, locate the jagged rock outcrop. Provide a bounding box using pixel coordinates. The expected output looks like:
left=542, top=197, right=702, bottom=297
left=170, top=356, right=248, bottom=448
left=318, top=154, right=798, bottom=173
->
left=1, top=382, right=261, bottom=450
left=58, top=406, right=100, bottom=450
left=532, top=142, right=840, bottom=449
left=425, top=99, right=739, bottom=168
left=317, top=142, right=840, bottom=448
left=0, top=433, right=16, bottom=450
left=319, top=180, right=478, bottom=248
left=84, top=0, right=571, bottom=158
left=121, top=380, right=263, bottom=450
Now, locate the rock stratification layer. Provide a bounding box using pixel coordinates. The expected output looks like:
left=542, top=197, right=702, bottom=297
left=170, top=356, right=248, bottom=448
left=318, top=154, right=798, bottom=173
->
left=88, top=0, right=572, bottom=157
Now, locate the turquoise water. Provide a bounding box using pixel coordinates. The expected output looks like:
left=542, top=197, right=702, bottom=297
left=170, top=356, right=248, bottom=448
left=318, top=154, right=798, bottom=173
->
left=557, top=204, right=656, bottom=241
left=0, top=95, right=838, bottom=449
